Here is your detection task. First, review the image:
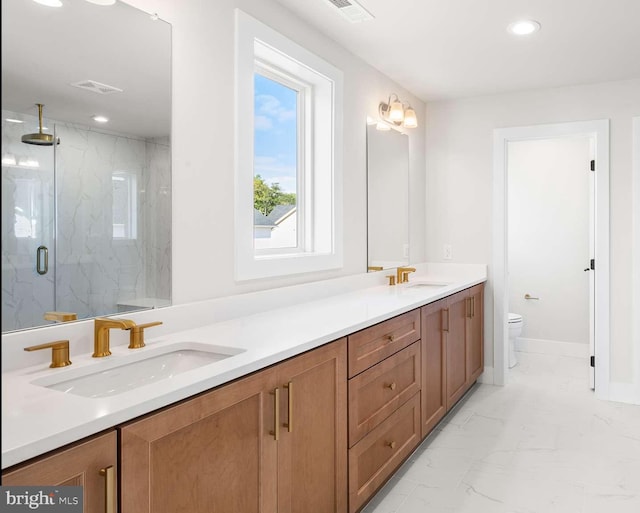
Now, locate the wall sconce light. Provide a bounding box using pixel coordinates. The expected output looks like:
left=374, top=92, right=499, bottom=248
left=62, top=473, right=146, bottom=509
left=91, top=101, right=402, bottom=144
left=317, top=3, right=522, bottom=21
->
left=378, top=94, right=418, bottom=129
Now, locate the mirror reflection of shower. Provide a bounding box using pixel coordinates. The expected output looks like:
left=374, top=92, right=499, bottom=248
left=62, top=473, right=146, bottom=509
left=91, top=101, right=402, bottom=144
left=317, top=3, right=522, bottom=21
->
left=1, top=109, right=171, bottom=332
left=21, top=104, right=59, bottom=146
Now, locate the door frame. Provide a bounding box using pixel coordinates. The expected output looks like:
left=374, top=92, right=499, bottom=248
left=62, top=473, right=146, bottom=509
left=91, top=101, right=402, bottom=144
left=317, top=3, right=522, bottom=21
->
left=492, top=120, right=610, bottom=399
left=633, top=117, right=640, bottom=403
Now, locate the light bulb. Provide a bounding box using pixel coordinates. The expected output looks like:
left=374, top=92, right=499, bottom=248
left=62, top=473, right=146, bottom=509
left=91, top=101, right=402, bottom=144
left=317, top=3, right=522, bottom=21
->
left=402, top=107, right=418, bottom=128
left=388, top=100, right=404, bottom=123
left=507, top=20, right=541, bottom=36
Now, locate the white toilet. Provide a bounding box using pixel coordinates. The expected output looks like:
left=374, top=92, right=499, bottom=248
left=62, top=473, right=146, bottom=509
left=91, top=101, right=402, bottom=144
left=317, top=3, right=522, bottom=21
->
left=508, top=313, right=523, bottom=368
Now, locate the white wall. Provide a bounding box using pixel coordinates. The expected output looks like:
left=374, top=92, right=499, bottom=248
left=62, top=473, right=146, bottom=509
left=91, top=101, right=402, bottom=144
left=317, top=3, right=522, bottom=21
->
left=122, top=0, right=426, bottom=302
left=508, top=138, right=590, bottom=345
left=425, top=78, right=640, bottom=384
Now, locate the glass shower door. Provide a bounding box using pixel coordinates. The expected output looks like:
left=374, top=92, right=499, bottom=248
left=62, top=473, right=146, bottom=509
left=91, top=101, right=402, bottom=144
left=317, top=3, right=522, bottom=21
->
left=1, top=112, right=55, bottom=331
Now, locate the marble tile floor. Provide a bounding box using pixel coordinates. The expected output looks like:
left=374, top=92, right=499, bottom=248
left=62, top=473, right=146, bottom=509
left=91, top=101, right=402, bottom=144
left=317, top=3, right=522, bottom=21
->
left=363, top=351, right=640, bottom=513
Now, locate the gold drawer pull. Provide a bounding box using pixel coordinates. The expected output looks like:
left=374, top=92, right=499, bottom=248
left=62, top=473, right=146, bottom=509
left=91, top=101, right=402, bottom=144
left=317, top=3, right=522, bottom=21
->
left=386, top=334, right=395, bottom=342
left=269, top=388, right=280, bottom=441
left=283, top=381, right=293, bottom=432
left=442, top=308, right=450, bottom=332
left=99, top=466, right=115, bottom=513
left=385, top=382, right=397, bottom=391
left=386, top=441, right=396, bottom=449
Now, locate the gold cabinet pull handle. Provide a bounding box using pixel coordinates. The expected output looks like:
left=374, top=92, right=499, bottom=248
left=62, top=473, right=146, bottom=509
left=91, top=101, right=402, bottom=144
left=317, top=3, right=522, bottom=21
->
left=385, top=382, right=397, bottom=391
left=472, top=296, right=476, bottom=318
left=99, top=466, right=115, bottom=513
left=283, top=381, right=293, bottom=432
left=269, top=388, right=280, bottom=441
left=466, top=297, right=472, bottom=318
left=442, top=308, right=450, bottom=332
left=386, top=441, right=396, bottom=449
left=386, top=334, right=395, bottom=342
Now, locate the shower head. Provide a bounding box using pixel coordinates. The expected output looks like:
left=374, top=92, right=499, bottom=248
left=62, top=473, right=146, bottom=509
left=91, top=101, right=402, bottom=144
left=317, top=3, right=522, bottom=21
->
left=21, top=104, right=58, bottom=146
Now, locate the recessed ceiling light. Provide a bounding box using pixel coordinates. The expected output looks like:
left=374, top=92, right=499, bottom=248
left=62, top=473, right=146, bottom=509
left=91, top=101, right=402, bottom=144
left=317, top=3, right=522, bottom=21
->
left=92, top=115, right=109, bottom=123
left=5, top=118, right=24, bottom=124
left=33, top=0, right=63, bottom=7
left=507, top=20, right=541, bottom=36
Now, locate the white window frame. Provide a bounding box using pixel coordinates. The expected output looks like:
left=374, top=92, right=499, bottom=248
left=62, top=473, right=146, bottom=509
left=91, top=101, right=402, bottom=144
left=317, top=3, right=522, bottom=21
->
left=235, top=9, right=343, bottom=281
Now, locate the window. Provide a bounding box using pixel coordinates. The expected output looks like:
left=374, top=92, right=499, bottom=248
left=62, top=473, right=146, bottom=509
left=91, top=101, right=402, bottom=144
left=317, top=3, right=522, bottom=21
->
left=253, top=69, right=300, bottom=251
left=235, top=9, right=343, bottom=280
left=112, top=171, right=137, bottom=240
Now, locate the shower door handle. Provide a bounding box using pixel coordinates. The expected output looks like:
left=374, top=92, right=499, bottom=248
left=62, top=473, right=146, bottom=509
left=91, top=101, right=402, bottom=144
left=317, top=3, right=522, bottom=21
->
left=36, top=246, right=49, bottom=275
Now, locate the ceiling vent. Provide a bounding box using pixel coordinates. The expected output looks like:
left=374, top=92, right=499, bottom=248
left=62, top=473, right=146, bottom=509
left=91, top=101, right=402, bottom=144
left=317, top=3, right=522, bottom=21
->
left=69, top=79, right=123, bottom=95
left=323, top=0, right=374, bottom=23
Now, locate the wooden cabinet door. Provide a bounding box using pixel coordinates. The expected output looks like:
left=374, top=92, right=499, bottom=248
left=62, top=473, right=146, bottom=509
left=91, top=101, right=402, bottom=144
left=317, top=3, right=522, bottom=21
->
left=466, top=283, right=484, bottom=384
left=421, top=299, right=447, bottom=437
left=276, top=338, right=347, bottom=513
left=119, top=369, right=278, bottom=513
left=2, top=431, right=117, bottom=513
left=445, top=290, right=469, bottom=410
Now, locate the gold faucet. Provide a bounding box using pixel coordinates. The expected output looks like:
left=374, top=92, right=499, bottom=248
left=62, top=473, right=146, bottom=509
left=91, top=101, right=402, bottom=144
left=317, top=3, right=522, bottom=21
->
left=93, top=317, right=137, bottom=357
left=397, top=267, right=416, bottom=284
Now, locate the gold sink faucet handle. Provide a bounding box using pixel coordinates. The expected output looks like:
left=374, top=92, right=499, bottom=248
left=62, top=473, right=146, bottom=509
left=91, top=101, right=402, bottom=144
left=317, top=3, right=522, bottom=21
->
left=396, top=267, right=417, bottom=284
left=24, top=340, right=71, bottom=368
left=128, top=321, right=163, bottom=349
left=386, top=275, right=396, bottom=286
left=93, top=317, right=137, bottom=357
left=44, top=311, right=78, bottom=322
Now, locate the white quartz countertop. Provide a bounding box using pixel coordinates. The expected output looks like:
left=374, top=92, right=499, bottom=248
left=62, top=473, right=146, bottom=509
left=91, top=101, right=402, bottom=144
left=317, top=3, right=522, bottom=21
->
left=2, top=265, right=486, bottom=469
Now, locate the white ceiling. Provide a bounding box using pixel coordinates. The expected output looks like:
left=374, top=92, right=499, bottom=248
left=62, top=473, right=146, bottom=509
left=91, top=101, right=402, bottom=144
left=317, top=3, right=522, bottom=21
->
left=1, top=0, right=171, bottom=139
left=274, top=0, right=640, bottom=102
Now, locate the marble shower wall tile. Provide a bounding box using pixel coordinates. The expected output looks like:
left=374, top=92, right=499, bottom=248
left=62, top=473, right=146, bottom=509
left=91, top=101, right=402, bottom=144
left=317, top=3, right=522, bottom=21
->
left=143, top=137, right=171, bottom=301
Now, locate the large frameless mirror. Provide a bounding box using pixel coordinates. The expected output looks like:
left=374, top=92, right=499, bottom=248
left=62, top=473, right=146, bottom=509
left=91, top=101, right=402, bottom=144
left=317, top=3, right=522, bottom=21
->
left=1, top=0, right=172, bottom=332
left=366, top=124, right=410, bottom=272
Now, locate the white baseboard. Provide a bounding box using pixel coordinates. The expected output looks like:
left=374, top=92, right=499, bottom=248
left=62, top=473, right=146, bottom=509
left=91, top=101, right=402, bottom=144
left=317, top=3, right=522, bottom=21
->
left=478, top=366, right=494, bottom=385
left=608, top=382, right=640, bottom=405
left=515, top=337, right=589, bottom=358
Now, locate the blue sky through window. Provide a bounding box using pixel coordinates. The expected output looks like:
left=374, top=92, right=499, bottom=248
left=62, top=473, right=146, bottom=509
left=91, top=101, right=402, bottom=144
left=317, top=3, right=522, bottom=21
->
left=254, top=73, right=298, bottom=194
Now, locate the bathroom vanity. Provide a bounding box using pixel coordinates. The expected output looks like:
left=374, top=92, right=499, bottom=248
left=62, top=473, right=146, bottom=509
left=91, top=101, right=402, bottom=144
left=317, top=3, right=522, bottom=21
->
left=2, top=264, right=486, bottom=513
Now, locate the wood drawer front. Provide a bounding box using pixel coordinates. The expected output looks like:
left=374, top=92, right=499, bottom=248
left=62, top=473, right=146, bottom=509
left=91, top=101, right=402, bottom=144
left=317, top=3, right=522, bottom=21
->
left=348, top=393, right=421, bottom=513
left=348, top=309, right=421, bottom=377
left=349, top=342, right=421, bottom=446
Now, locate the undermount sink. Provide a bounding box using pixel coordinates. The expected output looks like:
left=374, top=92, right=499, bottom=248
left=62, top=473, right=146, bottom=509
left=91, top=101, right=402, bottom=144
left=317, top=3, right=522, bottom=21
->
left=405, top=281, right=450, bottom=290
left=31, top=342, right=245, bottom=399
